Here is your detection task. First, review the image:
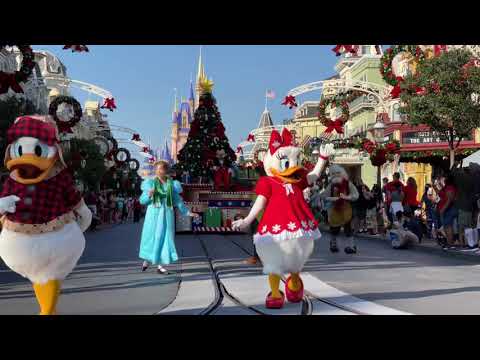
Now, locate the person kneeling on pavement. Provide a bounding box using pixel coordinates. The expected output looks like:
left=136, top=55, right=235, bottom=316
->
left=388, top=211, right=419, bottom=249
left=320, top=165, right=359, bottom=254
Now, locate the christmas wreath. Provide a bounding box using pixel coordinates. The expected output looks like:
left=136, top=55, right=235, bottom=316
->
left=129, top=158, right=140, bottom=171
left=380, top=45, right=427, bottom=98
left=92, top=136, right=110, bottom=156
left=0, top=45, right=36, bottom=95
left=114, top=148, right=131, bottom=164
left=48, top=96, right=83, bottom=133
left=318, top=90, right=364, bottom=134
left=104, top=137, right=119, bottom=160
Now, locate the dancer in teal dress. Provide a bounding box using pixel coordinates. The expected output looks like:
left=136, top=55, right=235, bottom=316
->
left=139, top=160, right=198, bottom=274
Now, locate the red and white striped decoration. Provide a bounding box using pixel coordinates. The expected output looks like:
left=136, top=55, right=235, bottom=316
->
left=193, top=226, right=243, bottom=233
left=300, top=135, right=311, bottom=148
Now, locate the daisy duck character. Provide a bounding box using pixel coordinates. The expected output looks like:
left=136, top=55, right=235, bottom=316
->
left=0, top=115, right=92, bottom=315
left=232, top=128, right=334, bottom=309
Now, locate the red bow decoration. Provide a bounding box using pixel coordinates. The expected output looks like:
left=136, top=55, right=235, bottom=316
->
left=247, top=134, right=255, bottom=142
left=324, top=118, right=344, bottom=135
left=0, top=72, right=24, bottom=94
left=56, top=122, right=75, bottom=134
left=332, top=45, right=359, bottom=57
left=101, top=97, right=117, bottom=112
left=148, top=157, right=156, bottom=164
left=433, top=45, right=447, bottom=57
left=268, top=128, right=294, bottom=155
left=142, top=147, right=150, bottom=153
left=236, top=146, right=243, bottom=154
left=63, top=45, right=89, bottom=53
left=281, top=95, right=298, bottom=109
left=390, top=77, right=405, bottom=99
left=131, top=133, right=141, bottom=141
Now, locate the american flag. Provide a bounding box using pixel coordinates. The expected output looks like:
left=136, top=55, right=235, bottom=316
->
left=266, top=90, right=276, bottom=99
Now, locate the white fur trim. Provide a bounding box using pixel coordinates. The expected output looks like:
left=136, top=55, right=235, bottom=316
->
left=0, top=222, right=85, bottom=284
left=254, top=228, right=320, bottom=274
left=254, top=227, right=321, bottom=244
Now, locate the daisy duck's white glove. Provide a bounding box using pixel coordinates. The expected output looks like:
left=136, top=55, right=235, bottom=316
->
left=319, top=143, right=335, bottom=159
left=75, top=200, right=93, bottom=232
left=0, top=195, right=20, bottom=214
left=232, top=195, right=267, bottom=231
left=307, top=143, right=335, bottom=185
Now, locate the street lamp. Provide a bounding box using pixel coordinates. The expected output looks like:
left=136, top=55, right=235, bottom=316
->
left=371, top=113, right=387, bottom=187
left=372, top=115, right=386, bottom=144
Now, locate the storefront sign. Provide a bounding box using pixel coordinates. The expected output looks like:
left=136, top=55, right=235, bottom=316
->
left=402, top=131, right=472, bottom=145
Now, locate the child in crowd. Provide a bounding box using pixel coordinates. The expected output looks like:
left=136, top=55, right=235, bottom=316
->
left=388, top=211, right=419, bottom=249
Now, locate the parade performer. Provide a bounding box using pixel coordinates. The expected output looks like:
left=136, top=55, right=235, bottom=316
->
left=233, top=128, right=334, bottom=309
left=139, top=160, right=198, bottom=274
left=0, top=115, right=92, bottom=315
left=321, top=165, right=359, bottom=254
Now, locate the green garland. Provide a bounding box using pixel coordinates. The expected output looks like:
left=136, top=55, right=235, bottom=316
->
left=401, top=148, right=477, bottom=159
left=380, top=45, right=426, bottom=86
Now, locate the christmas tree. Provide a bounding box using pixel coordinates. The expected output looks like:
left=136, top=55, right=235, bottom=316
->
left=175, top=77, right=236, bottom=182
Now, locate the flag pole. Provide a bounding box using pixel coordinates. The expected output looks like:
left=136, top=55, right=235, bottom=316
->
left=265, top=90, right=268, bottom=111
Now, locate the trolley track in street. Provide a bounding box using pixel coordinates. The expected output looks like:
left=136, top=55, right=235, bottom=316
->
left=197, top=233, right=267, bottom=315
left=227, top=235, right=367, bottom=315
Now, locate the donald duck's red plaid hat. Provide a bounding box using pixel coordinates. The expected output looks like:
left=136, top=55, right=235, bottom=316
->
left=7, top=115, right=60, bottom=146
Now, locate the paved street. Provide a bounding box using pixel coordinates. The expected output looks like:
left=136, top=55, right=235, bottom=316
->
left=2, top=222, right=480, bottom=314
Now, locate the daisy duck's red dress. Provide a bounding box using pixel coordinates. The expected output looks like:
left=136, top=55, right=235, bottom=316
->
left=254, top=168, right=321, bottom=274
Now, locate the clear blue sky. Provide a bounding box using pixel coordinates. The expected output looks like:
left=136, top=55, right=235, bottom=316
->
left=33, top=45, right=340, bottom=154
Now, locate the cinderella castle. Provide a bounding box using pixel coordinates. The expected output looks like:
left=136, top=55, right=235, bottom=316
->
left=167, top=50, right=211, bottom=163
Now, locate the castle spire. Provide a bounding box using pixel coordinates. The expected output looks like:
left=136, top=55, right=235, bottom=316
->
left=197, top=45, right=206, bottom=84
left=172, top=88, right=178, bottom=123
left=173, top=88, right=178, bottom=112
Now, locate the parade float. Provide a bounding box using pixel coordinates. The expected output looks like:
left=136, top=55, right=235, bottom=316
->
left=173, top=76, right=255, bottom=234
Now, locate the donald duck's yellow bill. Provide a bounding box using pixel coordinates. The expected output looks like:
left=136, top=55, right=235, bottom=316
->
left=7, top=154, right=57, bottom=185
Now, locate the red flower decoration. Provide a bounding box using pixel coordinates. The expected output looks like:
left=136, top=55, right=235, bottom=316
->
left=386, top=142, right=399, bottom=153
left=433, top=45, right=447, bottom=57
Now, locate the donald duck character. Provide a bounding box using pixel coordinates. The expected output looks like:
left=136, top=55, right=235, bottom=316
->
left=233, top=128, right=334, bottom=309
left=0, top=115, right=92, bottom=315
